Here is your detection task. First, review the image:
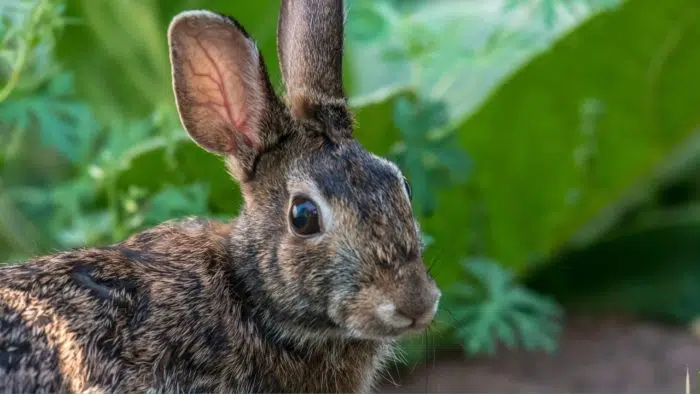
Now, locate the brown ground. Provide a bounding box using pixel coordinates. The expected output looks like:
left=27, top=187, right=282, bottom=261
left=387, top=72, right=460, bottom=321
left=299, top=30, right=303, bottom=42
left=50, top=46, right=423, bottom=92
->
left=378, top=314, right=700, bottom=393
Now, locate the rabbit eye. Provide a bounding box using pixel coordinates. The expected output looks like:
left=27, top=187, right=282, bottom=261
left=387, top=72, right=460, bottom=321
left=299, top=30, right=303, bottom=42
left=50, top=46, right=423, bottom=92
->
left=402, top=177, right=412, bottom=201
left=289, top=196, right=321, bottom=236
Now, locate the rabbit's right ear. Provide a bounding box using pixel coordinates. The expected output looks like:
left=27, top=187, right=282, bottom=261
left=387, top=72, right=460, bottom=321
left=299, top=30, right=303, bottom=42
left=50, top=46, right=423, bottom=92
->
left=277, top=0, right=352, bottom=139
left=168, top=11, right=281, bottom=181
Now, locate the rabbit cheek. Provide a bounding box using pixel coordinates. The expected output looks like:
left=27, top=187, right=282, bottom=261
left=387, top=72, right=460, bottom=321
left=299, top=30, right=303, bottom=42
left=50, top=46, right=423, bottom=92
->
left=275, top=248, right=304, bottom=288
left=276, top=236, right=330, bottom=296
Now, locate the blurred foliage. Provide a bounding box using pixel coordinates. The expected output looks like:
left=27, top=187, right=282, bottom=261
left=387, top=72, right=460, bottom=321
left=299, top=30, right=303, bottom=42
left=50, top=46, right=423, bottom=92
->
left=445, top=258, right=563, bottom=356
left=3, top=0, right=700, bottom=368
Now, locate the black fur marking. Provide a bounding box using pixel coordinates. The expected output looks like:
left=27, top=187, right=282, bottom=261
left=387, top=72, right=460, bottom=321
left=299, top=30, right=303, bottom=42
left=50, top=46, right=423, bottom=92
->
left=201, top=323, right=230, bottom=359
left=92, top=327, right=121, bottom=360
left=249, top=131, right=294, bottom=181
left=70, top=265, right=137, bottom=308
left=0, top=341, right=29, bottom=371
left=0, top=305, right=63, bottom=392
left=225, top=251, right=255, bottom=324
left=318, top=103, right=353, bottom=138
left=129, top=293, right=150, bottom=330
left=118, top=248, right=151, bottom=264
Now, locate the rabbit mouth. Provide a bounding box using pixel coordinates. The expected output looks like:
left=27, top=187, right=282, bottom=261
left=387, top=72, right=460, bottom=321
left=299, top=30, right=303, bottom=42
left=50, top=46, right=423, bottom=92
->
left=375, top=302, right=436, bottom=332
left=342, top=300, right=438, bottom=341
left=345, top=323, right=430, bottom=342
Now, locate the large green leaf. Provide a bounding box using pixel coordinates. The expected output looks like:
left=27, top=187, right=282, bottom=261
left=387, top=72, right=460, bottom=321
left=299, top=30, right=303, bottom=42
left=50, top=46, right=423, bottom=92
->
left=420, top=0, right=700, bottom=286
left=345, top=0, right=621, bottom=118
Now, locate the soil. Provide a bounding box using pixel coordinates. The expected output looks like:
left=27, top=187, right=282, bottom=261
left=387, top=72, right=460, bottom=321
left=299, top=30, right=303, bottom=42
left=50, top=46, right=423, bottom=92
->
left=378, top=314, right=700, bottom=393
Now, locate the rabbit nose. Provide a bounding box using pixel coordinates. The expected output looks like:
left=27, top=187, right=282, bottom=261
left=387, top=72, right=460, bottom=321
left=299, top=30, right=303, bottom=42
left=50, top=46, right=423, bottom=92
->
left=398, top=296, right=440, bottom=329
left=376, top=290, right=441, bottom=330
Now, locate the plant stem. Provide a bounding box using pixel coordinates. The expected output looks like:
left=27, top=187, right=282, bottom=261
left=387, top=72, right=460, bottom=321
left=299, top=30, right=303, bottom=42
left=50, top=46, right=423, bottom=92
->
left=0, top=0, right=51, bottom=103
left=0, top=41, right=29, bottom=103
left=106, top=172, right=123, bottom=242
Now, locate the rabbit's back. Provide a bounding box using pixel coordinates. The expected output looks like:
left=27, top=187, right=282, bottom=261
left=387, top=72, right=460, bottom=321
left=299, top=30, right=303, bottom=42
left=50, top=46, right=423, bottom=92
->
left=0, top=218, right=238, bottom=393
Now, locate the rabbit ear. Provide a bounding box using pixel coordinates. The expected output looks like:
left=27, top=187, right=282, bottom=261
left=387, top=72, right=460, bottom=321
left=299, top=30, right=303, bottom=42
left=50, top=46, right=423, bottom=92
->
left=277, top=0, right=351, bottom=134
left=168, top=11, right=280, bottom=181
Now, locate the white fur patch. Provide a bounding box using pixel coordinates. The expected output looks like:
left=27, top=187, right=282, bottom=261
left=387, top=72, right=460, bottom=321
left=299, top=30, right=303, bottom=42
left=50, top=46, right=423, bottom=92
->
left=372, top=154, right=411, bottom=203
left=375, top=302, right=413, bottom=329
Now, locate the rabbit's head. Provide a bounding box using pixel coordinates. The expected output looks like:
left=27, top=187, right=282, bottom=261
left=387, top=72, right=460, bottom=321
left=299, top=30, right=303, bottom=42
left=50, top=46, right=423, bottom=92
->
left=167, top=0, right=440, bottom=341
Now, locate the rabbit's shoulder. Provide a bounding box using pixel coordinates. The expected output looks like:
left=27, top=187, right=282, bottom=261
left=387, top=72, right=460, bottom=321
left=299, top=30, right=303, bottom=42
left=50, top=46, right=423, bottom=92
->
left=0, top=217, right=238, bottom=392
left=120, top=216, right=233, bottom=254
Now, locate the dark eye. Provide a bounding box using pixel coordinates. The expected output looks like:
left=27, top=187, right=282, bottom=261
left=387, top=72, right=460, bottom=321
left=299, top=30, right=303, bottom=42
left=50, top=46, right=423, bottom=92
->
left=402, top=177, right=412, bottom=201
left=289, top=196, right=321, bottom=236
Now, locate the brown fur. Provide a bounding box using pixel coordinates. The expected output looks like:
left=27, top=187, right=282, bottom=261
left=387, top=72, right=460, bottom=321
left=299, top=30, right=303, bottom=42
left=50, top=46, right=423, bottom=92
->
left=1, top=219, right=390, bottom=392
left=0, top=1, right=440, bottom=392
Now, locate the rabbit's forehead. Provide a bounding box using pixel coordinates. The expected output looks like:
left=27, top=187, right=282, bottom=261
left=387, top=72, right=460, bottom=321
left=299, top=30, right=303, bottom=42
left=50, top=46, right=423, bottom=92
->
left=286, top=142, right=419, bottom=254
left=292, top=142, right=408, bottom=204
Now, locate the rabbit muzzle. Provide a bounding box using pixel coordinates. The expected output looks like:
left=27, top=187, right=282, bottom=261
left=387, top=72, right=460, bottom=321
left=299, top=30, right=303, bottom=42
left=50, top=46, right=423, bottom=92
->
left=376, top=268, right=441, bottom=334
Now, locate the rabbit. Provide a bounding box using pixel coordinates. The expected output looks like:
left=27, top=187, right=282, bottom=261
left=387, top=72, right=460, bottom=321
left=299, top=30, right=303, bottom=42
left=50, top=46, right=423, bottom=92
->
left=0, top=0, right=441, bottom=393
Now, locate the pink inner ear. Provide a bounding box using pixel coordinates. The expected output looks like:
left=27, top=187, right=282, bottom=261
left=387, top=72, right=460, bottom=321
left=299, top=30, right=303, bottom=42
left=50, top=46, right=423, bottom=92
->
left=173, top=16, right=264, bottom=152
left=187, top=55, right=249, bottom=147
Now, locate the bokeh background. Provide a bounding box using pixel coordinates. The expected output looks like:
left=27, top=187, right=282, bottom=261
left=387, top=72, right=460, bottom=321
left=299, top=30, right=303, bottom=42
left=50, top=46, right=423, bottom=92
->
left=2, top=0, right=700, bottom=392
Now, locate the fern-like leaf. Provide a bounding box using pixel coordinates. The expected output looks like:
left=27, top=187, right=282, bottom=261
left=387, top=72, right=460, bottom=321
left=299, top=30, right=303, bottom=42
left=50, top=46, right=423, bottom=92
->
left=446, top=258, right=563, bottom=357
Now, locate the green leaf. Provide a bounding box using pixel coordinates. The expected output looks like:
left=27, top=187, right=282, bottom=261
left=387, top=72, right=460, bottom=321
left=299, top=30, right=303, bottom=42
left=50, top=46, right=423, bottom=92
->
left=143, top=183, right=210, bottom=225
left=346, top=0, right=615, bottom=116
left=345, top=0, right=389, bottom=43
left=503, top=0, right=525, bottom=12
left=541, top=1, right=558, bottom=29
left=46, top=72, right=75, bottom=95
left=447, top=259, right=563, bottom=357
left=414, top=0, right=700, bottom=292
left=0, top=72, right=98, bottom=163
left=392, top=96, right=418, bottom=139
left=390, top=96, right=470, bottom=217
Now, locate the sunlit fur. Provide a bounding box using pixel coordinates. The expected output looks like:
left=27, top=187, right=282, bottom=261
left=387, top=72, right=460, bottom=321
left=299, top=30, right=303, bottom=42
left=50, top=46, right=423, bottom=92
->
left=0, top=1, right=440, bottom=392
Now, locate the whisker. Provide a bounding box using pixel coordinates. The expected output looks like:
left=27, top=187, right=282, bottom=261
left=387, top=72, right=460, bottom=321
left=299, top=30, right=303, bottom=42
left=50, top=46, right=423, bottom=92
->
left=382, top=361, right=400, bottom=389
left=380, top=346, right=403, bottom=389
left=427, top=256, right=439, bottom=274
left=424, top=328, right=430, bottom=394
left=432, top=310, right=453, bottom=330
left=437, top=305, right=464, bottom=329
left=425, top=247, right=445, bottom=274
left=430, top=327, right=436, bottom=385
left=390, top=347, right=402, bottom=388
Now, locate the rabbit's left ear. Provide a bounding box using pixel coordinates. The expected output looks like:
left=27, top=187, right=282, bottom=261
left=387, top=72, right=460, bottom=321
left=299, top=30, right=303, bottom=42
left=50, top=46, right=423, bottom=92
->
left=168, top=11, right=282, bottom=181
left=276, top=0, right=352, bottom=138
